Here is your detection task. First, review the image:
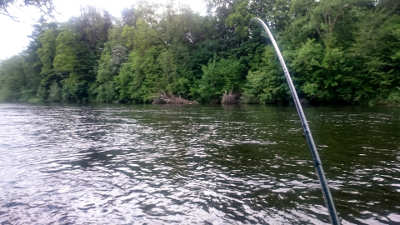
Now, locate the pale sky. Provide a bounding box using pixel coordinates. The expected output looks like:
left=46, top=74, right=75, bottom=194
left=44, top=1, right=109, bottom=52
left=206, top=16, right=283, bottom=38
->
left=0, top=0, right=207, bottom=61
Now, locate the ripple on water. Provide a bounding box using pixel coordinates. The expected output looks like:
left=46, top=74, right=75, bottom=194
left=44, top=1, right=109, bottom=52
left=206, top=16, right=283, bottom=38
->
left=0, top=104, right=399, bottom=224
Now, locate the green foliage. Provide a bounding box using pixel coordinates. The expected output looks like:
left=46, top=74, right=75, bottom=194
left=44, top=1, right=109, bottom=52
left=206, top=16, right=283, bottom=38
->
left=243, top=47, right=289, bottom=104
left=196, top=57, right=244, bottom=103
left=226, top=0, right=252, bottom=39
left=61, top=73, right=88, bottom=103
left=73, top=7, right=112, bottom=55
left=387, top=88, right=400, bottom=104
left=93, top=81, right=118, bottom=103
left=0, top=56, right=25, bottom=101
left=158, top=49, right=178, bottom=93
left=91, top=29, right=128, bottom=103
left=48, top=81, right=61, bottom=102
left=121, top=26, right=135, bottom=50
left=0, top=0, right=399, bottom=105
left=37, top=28, right=57, bottom=75
left=53, top=29, right=78, bottom=74
left=115, top=48, right=162, bottom=103
left=350, top=12, right=400, bottom=102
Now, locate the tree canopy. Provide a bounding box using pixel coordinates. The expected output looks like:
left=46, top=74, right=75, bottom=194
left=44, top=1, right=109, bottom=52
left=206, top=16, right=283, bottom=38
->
left=0, top=0, right=399, bottom=105
left=0, top=0, right=53, bottom=18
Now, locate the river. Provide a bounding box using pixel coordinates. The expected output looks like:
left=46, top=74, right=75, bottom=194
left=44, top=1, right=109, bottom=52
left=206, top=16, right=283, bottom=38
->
left=0, top=103, right=399, bottom=224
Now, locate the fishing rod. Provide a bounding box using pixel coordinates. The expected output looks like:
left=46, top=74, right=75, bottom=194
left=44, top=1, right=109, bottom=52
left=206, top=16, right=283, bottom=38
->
left=252, top=17, right=340, bottom=225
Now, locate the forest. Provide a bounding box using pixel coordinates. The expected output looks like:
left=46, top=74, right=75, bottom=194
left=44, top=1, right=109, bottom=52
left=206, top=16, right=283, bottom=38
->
left=0, top=0, right=399, bottom=105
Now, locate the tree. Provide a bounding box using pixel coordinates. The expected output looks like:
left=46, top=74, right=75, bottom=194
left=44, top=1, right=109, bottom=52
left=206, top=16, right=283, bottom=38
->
left=36, top=26, right=58, bottom=100
left=91, top=26, right=128, bottom=103
left=1, top=0, right=399, bottom=105
left=53, top=29, right=78, bottom=74
left=37, top=27, right=57, bottom=75
left=0, top=0, right=53, bottom=18
left=243, top=46, right=289, bottom=104
left=0, top=56, right=26, bottom=101
left=196, top=56, right=244, bottom=103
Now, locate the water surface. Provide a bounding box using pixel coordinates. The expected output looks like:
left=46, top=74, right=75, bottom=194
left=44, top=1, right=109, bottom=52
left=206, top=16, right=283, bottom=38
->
left=0, top=104, right=399, bottom=224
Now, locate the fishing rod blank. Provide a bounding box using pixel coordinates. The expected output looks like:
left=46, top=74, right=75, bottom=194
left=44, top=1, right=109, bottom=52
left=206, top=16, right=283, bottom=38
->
left=252, top=17, right=340, bottom=225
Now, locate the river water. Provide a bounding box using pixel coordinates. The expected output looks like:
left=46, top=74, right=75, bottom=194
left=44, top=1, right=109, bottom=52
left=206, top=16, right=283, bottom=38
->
left=0, top=103, right=399, bottom=225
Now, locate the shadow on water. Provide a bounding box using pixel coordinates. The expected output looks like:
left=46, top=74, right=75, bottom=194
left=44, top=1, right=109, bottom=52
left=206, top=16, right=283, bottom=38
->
left=68, top=147, right=117, bottom=169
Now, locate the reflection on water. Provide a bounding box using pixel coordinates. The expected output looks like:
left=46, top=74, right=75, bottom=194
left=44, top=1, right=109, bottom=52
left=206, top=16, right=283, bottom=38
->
left=0, top=104, right=399, bottom=224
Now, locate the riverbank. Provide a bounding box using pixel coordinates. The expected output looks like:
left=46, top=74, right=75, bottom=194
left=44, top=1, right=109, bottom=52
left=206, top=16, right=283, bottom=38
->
left=2, top=94, right=399, bottom=107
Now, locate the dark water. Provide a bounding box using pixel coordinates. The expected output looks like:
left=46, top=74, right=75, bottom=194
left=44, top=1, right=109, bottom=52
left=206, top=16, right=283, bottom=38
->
left=0, top=104, right=399, bottom=225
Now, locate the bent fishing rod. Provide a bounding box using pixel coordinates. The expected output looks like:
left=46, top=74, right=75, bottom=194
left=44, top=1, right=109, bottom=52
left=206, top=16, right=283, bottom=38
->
left=252, top=17, right=340, bottom=225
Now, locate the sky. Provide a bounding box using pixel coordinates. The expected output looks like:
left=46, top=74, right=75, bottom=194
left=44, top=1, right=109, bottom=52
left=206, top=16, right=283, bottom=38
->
left=0, top=0, right=207, bottom=61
